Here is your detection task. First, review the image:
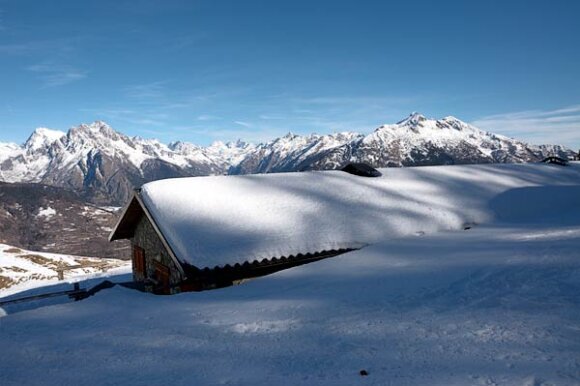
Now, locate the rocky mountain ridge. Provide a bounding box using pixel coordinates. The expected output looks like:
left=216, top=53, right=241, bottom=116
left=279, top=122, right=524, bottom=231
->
left=0, top=113, right=574, bottom=205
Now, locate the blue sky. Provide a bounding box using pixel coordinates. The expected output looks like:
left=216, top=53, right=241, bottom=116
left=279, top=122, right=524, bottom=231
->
left=0, top=0, right=579, bottom=147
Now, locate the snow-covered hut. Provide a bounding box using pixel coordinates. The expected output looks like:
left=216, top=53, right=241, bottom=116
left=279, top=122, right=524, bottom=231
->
left=110, top=169, right=399, bottom=294
left=109, top=163, right=514, bottom=294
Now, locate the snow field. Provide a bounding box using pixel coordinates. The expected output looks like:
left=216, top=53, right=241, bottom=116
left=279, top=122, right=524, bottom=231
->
left=0, top=162, right=579, bottom=385
left=1, top=223, right=579, bottom=385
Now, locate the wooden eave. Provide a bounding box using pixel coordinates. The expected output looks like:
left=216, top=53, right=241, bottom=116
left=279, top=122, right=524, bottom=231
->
left=108, top=193, right=143, bottom=241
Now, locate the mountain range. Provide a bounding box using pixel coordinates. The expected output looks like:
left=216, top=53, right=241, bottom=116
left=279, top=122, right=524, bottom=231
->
left=0, top=113, right=574, bottom=205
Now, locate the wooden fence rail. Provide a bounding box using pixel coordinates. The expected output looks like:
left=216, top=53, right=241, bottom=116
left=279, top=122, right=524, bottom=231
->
left=0, top=280, right=128, bottom=308
left=56, top=264, right=108, bottom=281
left=0, top=283, right=86, bottom=306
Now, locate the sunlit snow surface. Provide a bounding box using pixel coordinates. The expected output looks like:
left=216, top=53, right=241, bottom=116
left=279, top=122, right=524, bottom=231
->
left=141, top=162, right=580, bottom=268
left=1, top=163, right=580, bottom=385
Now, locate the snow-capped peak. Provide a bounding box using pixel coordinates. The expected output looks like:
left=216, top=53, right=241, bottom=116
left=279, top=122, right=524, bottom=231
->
left=376, top=113, right=477, bottom=135
left=440, top=116, right=474, bottom=131
left=24, top=127, right=66, bottom=151
left=0, top=141, right=20, bottom=151
left=168, top=141, right=200, bottom=152
left=229, top=139, right=250, bottom=149
left=207, top=139, right=252, bottom=151
left=207, top=140, right=250, bottom=152
left=71, top=121, right=117, bottom=138
left=282, top=131, right=297, bottom=138
left=208, top=140, right=226, bottom=149
left=397, top=112, right=427, bottom=126
left=205, top=139, right=256, bottom=166
left=0, top=141, right=21, bottom=164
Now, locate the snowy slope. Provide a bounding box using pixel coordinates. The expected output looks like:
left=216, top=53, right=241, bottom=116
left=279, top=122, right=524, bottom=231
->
left=140, top=162, right=580, bottom=269
left=0, top=142, right=21, bottom=162
left=23, top=128, right=66, bottom=152
left=1, top=166, right=579, bottom=384
left=0, top=244, right=130, bottom=297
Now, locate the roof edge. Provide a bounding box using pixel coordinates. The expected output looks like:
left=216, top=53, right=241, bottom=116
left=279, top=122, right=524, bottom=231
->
left=108, top=192, right=141, bottom=242
left=134, top=193, right=187, bottom=278
left=108, top=190, right=187, bottom=278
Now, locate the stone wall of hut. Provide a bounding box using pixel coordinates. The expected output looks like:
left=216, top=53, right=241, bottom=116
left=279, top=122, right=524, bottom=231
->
left=131, top=215, right=184, bottom=293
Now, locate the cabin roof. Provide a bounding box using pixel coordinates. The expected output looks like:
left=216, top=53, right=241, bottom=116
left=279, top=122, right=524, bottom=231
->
left=119, top=169, right=384, bottom=269
left=112, top=167, right=414, bottom=269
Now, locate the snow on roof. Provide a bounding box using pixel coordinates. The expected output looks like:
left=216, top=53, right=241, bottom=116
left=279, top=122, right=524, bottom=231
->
left=138, top=163, right=580, bottom=269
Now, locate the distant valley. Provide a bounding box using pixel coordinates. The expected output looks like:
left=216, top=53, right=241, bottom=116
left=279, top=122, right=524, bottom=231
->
left=0, top=182, right=129, bottom=258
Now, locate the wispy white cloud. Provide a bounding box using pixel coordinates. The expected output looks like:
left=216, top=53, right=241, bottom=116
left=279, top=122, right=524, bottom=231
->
left=0, top=43, right=32, bottom=55
left=471, top=105, right=580, bottom=147
left=124, top=81, right=167, bottom=100
left=129, top=118, right=166, bottom=126
left=1, top=36, right=85, bottom=56
left=280, top=95, right=420, bottom=132
left=293, top=96, right=415, bottom=106
left=197, top=114, right=220, bottom=121
left=259, top=114, right=279, bottom=120
left=233, top=120, right=252, bottom=128
left=78, top=108, right=169, bottom=127
left=174, top=93, right=420, bottom=144
left=122, top=82, right=216, bottom=112
left=27, top=64, right=87, bottom=88
left=78, top=90, right=420, bottom=145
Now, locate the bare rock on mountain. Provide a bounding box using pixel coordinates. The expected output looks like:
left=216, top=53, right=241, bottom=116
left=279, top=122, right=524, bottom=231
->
left=0, top=181, right=129, bottom=258
left=0, top=114, right=575, bottom=206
